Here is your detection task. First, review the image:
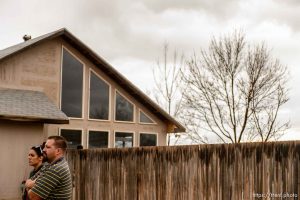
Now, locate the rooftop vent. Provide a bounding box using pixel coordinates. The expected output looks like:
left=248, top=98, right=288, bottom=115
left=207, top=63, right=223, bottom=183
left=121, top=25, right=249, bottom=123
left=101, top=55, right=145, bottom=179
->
left=23, top=34, right=31, bottom=41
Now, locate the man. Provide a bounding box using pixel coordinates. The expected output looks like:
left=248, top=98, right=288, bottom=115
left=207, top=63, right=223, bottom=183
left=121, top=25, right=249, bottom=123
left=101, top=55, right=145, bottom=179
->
left=28, top=136, right=72, bottom=200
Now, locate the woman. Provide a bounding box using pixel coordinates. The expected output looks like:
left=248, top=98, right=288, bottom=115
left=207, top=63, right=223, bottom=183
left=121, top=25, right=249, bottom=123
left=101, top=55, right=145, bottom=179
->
left=22, top=144, right=45, bottom=200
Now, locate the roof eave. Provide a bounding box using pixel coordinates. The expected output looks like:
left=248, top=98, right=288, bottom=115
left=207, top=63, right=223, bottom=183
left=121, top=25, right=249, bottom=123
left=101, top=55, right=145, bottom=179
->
left=0, top=115, right=69, bottom=124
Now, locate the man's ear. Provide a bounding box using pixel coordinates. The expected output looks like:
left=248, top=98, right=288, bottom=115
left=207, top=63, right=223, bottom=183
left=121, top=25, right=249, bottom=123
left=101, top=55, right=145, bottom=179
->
left=56, top=148, right=63, bottom=155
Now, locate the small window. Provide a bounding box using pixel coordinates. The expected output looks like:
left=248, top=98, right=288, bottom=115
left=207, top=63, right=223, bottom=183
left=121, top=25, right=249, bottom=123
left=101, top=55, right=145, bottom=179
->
left=61, top=48, right=83, bottom=118
left=88, top=131, right=109, bottom=148
left=89, top=71, right=110, bottom=120
left=139, top=110, right=155, bottom=124
left=115, top=91, right=134, bottom=122
left=115, top=132, right=133, bottom=148
left=60, top=129, right=82, bottom=149
left=140, top=133, right=157, bottom=146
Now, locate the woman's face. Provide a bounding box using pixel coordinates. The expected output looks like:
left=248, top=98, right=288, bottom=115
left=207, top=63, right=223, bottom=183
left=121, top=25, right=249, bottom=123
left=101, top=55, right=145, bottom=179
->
left=28, top=149, right=43, bottom=168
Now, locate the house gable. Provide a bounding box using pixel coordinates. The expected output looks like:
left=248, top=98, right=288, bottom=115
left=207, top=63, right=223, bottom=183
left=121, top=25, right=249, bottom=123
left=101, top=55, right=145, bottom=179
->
left=0, top=28, right=185, bottom=148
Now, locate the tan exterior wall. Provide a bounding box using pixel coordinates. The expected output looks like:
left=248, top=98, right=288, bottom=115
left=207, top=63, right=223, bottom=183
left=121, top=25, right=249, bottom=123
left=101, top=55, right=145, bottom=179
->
left=0, top=120, right=44, bottom=200
left=0, top=39, right=61, bottom=105
left=0, top=38, right=167, bottom=148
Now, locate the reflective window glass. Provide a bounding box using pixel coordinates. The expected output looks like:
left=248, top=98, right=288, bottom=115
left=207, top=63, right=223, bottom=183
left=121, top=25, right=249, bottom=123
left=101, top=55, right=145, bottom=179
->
left=61, top=49, right=83, bottom=118
left=115, top=132, right=133, bottom=148
left=89, top=71, right=109, bottom=120
left=115, top=92, right=134, bottom=122
left=140, top=133, right=157, bottom=146
left=60, top=129, right=82, bottom=149
left=89, top=131, right=109, bottom=148
left=140, top=111, right=154, bottom=124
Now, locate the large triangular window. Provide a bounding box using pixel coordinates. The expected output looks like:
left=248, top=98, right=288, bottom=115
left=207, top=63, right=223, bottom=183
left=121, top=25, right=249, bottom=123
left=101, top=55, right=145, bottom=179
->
left=89, top=71, right=110, bottom=120
left=139, top=110, right=155, bottom=124
left=115, top=91, right=134, bottom=122
left=61, top=48, right=83, bottom=118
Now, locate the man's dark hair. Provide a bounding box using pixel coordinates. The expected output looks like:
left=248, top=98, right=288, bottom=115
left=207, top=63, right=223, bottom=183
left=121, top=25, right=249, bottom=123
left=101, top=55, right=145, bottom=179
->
left=48, top=135, right=68, bottom=151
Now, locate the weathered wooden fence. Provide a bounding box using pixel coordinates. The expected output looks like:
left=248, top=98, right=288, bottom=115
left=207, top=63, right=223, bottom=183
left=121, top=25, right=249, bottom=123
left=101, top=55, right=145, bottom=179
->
left=66, top=141, right=300, bottom=200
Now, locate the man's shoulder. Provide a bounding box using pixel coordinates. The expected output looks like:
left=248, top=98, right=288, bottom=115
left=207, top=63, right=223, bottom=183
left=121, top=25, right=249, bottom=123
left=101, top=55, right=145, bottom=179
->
left=48, top=158, right=70, bottom=175
left=50, top=157, right=69, bottom=168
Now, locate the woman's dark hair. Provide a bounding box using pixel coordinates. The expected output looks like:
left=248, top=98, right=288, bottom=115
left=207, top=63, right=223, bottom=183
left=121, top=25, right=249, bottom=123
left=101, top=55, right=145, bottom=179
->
left=31, top=143, right=44, bottom=157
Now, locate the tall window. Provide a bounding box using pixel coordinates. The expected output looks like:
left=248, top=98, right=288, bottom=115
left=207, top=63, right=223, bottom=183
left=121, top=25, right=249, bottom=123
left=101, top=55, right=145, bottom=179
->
left=139, top=110, right=155, bottom=124
left=115, top=91, right=134, bottom=122
left=115, top=132, right=133, bottom=148
left=140, top=133, right=157, bottom=146
left=89, top=71, right=109, bottom=120
left=88, top=130, right=109, bottom=148
left=60, top=129, right=82, bottom=149
left=61, top=48, right=83, bottom=118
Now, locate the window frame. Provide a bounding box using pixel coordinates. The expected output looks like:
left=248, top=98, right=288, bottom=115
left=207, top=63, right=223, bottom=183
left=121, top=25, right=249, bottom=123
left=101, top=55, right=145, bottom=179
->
left=59, top=128, right=84, bottom=149
left=60, top=46, right=85, bottom=120
left=114, top=90, right=135, bottom=123
left=88, top=69, right=111, bottom=121
left=139, top=132, right=158, bottom=147
left=138, top=109, right=156, bottom=125
left=114, top=130, right=135, bottom=148
left=87, top=129, right=110, bottom=149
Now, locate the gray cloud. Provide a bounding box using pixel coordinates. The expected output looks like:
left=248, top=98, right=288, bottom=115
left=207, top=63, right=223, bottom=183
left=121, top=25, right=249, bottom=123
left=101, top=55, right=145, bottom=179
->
left=245, top=0, right=300, bottom=32
left=273, top=0, right=300, bottom=5
left=140, top=0, right=239, bottom=17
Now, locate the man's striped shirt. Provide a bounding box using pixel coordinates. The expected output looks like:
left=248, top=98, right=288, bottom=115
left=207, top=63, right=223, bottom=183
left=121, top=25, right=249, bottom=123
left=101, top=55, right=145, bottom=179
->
left=31, top=157, right=72, bottom=200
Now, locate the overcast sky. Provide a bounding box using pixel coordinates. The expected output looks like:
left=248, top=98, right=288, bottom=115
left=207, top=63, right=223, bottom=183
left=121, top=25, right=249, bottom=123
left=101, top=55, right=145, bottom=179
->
left=1, top=0, right=300, bottom=141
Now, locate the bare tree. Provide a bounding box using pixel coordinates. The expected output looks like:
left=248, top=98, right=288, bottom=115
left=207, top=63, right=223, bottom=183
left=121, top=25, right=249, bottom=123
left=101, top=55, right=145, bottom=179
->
left=180, top=31, right=289, bottom=143
left=152, top=43, right=186, bottom=145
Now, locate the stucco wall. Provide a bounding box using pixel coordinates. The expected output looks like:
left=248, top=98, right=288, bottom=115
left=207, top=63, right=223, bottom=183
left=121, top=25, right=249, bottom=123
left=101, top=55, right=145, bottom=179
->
left=0, top=120, right=44, bottom=200
left=0, top=38, right=168, bottom=147
left=0, top=39, right=61, bottom=104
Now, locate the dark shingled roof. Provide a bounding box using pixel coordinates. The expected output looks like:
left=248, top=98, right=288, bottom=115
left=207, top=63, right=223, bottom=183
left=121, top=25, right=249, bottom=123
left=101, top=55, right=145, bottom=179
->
left=0, top=88, right=69, bottom=124
left=0, top=28, right=184, bottom=132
